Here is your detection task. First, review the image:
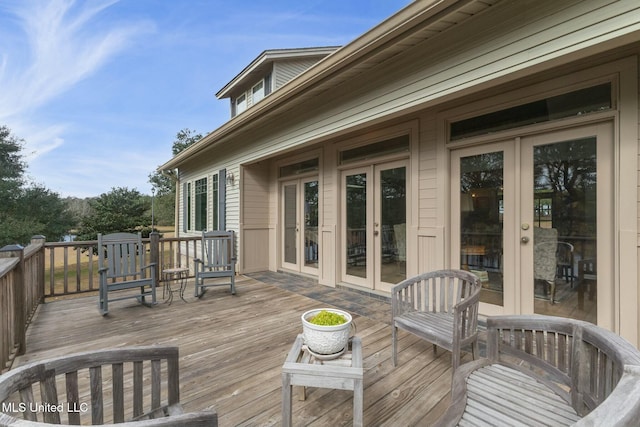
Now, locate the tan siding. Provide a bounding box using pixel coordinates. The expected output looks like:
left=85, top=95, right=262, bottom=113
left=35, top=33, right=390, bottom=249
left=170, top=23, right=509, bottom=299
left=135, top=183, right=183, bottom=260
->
left=418, top=113, right=438, bottom=230
left=274, top=59, right=321, bottom=90
left=239, top=162, right=271, bottom=273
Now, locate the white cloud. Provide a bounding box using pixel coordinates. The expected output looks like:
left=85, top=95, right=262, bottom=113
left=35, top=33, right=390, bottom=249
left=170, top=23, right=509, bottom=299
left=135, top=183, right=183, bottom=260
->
left=0, top=0, right=153, bottom=119
left=0, top=0, right=155, bottom=195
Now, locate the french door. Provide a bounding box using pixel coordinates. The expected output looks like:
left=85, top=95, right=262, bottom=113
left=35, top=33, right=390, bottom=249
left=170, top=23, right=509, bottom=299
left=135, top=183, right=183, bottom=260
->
left=281, top=178, right=319, bottom=274
left=452, top=122, right=613, bottom=324
left=342, top=160, right=408, bottom=292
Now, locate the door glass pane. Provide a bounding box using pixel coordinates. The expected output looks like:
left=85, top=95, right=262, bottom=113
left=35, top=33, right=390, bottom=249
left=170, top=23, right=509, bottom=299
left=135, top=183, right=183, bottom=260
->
left=284, top=184, right=297, bottom=264
left=304, top=181, right=319, bottom=268
left=346, top=173, right=367, bottom=278
left=380, top=167, right=406, bottom=283
left=460, top=152, right=504, bottom=306
left=533, top=138, right=596, bottom=323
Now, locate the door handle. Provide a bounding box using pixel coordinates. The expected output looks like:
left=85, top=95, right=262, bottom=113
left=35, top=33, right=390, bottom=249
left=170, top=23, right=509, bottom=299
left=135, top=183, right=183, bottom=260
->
left=374, top=231, right=379, bottom=236
left=521, top=236, right=529, bottom=244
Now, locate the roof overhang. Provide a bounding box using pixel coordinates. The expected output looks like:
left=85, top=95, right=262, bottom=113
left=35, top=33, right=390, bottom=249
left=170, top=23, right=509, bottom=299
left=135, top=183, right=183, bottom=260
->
left=159, top=0, right=492, bottom=171
left=216, top=46, right=341, bottom=99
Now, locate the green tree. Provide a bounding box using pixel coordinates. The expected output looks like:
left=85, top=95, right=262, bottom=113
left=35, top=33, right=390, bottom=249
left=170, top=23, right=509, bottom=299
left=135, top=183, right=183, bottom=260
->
left=0, top=126, right=74, bottom=246
left=148, top=128, right=202, bottom=226
left=75, top=187, right=151, bottom=241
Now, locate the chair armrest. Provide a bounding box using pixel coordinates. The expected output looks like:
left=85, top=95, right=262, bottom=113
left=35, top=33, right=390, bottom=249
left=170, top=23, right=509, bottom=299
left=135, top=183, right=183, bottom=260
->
left=141, top=263, right=156, bottom=270
left=453, top=291, right=481, bottom=312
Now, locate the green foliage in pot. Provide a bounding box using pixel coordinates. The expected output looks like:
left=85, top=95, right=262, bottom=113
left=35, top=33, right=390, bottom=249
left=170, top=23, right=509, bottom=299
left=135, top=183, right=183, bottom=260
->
left=309, top=310, right=347, bottom=326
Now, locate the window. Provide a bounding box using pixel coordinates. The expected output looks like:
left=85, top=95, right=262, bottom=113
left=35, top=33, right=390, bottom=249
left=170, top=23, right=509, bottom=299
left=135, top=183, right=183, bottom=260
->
left=195, top=178, right=207, bottom=231
left=252, top=81, right=265, bottom=104
left=264, top=74, right=272, bottom=96
left=450, top=83, right=612, bottom=140
left=235, top=94, right=247, bottom=115
left=183, top=183, right=191, bottom=232
left=279, top=158, right=319, bottom=178
left=212, top=174, right=219, bottom=231
left=340, top=135, right=410, bottom=165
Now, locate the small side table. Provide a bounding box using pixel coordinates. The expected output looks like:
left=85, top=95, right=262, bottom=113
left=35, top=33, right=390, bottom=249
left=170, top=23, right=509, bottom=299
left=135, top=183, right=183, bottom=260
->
left=161, top=267, right=189, bottom=304
left=282, top=334, right=363, bottom=427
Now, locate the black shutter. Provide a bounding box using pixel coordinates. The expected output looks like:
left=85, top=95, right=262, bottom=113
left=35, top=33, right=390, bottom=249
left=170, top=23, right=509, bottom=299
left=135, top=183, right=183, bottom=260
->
left=219, top=169, right=226, bottom=230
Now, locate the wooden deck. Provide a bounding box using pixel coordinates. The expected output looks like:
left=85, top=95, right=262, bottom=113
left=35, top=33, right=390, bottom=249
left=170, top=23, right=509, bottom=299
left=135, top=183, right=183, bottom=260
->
left=13, top=273, right=462, bottom=426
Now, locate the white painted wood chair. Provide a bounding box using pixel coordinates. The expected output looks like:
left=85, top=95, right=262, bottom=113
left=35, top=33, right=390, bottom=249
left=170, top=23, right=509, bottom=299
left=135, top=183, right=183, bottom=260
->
left=194, top=230, right=236, bottom=298
left=391, top=269, right=482, bottom=374
left=98, top=232, right=157, bottom=315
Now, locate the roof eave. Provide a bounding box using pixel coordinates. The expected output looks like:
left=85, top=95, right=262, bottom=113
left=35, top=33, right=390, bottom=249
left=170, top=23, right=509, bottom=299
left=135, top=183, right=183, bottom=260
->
left=159, top=0, right=458, bottom=172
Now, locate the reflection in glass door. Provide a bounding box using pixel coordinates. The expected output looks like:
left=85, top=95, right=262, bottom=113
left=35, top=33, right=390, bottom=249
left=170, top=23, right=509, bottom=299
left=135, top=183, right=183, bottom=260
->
left=522, top=123, right=612, bottom=325
left=453, top=123, right=612, bottom=323
left=343, top=162, right=407, bottom=291
left=281, top=179, right=319, bottom=273
left=283, top=184, right=298, bottom=268
left=345, top=171, right=369, bottom=280
left=457, top=149, right=506, bottom=308
left=376, top=164, right=407, bottom=288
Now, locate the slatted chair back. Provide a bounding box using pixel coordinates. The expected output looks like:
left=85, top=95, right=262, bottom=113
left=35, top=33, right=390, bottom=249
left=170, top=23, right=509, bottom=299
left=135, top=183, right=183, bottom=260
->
left=201, top=231, right=234, bottom=272
left=392, top=269, right=482, bottom=374
left=97, top=233, right=156, bottom=315
left=194, top=231, right=236, bottom=298
left=99, top=233, right=147, bottom=280
left=0, top=347, right=219, bottom=426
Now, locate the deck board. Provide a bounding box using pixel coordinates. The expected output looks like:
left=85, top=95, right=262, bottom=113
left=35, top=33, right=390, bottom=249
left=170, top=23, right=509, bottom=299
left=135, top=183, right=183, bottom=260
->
left=13, top=274, right=456, bottom=426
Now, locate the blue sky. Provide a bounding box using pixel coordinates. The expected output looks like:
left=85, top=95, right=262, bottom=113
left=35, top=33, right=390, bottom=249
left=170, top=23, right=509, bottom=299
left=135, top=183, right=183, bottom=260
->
left=0, top=0, right=411, bottom=198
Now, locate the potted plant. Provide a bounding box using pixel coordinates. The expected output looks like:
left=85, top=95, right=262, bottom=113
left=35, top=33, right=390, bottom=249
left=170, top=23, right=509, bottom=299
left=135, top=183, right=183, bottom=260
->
left=301, top=308, right=353, bottom=355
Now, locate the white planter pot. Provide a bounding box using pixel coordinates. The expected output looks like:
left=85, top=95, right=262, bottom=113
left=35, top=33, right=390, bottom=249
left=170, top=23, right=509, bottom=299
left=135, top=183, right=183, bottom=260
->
left=301, top=308, right=352, bottom=355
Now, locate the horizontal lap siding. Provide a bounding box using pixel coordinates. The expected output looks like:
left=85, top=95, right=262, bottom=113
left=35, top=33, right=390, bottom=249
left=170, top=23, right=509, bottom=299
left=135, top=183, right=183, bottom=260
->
left=275, top=59, right=323, bottom=90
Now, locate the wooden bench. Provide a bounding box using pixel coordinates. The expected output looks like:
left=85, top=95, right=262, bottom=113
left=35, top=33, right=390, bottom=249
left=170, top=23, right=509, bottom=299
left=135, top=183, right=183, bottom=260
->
left=434, top=315, right=640, bottom=426
left=0, top=347, right=218, bottom=426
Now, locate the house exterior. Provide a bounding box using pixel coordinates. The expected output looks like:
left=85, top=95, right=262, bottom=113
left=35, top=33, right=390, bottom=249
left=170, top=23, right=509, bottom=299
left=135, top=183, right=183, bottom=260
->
left=160, top=0, right=640, bottom=346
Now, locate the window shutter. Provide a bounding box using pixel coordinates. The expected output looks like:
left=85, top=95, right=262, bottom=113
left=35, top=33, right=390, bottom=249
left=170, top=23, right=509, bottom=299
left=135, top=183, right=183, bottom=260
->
left=219, top=169, right=226, bottom=230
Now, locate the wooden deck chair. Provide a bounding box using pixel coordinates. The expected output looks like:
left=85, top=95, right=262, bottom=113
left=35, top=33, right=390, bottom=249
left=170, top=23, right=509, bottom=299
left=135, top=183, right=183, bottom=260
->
left=194, top=230, right=236, bottom=298
left=391, top=269, right=482, bottom=375
left=98, top=232, right=157, bottom=315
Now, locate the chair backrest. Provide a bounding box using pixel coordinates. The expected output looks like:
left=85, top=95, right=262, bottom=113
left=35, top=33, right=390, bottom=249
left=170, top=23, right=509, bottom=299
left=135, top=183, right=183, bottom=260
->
left=556, top=241, right=574, bottom=265
left=487, top=315, right=640, bottom=417
left=0, top=347, right=180, bottom=425
left=401, top=269, right=482, bottom=314
left=200, top=230, right=235, bottom=269
left=98, top=232, right=147, bottom=279
left=533, top=227, right=558, bottom=281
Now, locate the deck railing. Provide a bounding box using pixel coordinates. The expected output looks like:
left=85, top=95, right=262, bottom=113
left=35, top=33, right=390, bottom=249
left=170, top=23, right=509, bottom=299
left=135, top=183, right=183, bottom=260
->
left=0, top=233, right=207, bottom=372
left=0, top=236, right=46, bottom=373
left=44, top=233, right=202, bottom=298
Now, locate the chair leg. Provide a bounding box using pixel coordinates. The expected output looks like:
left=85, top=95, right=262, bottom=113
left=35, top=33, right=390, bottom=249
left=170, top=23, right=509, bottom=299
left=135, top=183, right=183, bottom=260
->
left=231, top=274, right=236, bottom=295
left=100, top=286, right=108, bottom=316
left=452, top=350, right=460, bottom=375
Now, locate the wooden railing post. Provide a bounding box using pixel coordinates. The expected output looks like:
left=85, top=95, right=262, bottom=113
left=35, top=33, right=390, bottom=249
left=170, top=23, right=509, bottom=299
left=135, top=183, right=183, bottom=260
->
left=0, top=244, right=26, bottom=356
left=31, top=235, right=46, bottom=304
left=150, top=232, right=160, bottom=286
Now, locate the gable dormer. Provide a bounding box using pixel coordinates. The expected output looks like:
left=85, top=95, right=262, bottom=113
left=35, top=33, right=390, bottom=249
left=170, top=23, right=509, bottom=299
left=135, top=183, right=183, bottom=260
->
left=216, top=46, right=340, bottom=118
